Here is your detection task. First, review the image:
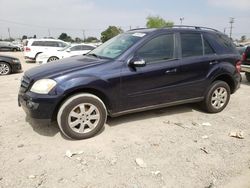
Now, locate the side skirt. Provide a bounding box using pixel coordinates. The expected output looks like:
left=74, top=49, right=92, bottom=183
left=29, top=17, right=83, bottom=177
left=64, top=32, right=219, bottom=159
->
left=110, top=97, right=204, bottom=117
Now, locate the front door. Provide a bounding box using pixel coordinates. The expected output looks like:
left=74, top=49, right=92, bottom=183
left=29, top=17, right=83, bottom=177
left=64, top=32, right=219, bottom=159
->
left=120, top=33, right=184, bottom=111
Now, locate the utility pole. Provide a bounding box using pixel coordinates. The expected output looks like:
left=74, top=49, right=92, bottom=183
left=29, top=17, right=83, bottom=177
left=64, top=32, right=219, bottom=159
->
left=82, top=30, right=86, bottom=41
left=229, top=17, right=234, bottom=39
left=180, top=17, right=184, bottom=25
left=48, top=29, right=51, bottom=37
left=7, top=28, right=11, bottom=40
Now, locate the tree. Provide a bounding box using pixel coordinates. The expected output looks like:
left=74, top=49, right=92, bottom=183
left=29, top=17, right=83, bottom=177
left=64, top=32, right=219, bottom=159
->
left=58, top=33, right=73, bottom=42
left=101, top=26, right=123, bottom=43
left=84, top=37, right=99, bottom=43
left=240, top=35, right=246, bottom=42
left=146, top=16, right=174, bottom=28
left=22, top=35, right=27, bottom=40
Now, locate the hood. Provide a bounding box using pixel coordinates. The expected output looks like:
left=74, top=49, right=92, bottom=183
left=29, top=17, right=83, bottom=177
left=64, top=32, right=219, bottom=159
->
left=0, top=55, right=17, bottom=60
left=25, top=55, right=108, bottom=79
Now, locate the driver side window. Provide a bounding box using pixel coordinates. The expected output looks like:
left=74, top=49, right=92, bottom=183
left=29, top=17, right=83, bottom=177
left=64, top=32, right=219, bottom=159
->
left=136, top=34, right=174, bottom=64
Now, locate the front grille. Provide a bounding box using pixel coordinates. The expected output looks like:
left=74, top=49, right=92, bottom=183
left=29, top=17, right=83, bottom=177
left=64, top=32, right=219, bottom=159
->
left=20, top=75, right=31, bottom=92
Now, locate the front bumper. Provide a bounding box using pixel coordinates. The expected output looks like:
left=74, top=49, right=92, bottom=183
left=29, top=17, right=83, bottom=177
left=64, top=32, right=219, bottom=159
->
left=11, top=63, right=22, bottom=73
left=241, top=64, right=250, bottom=73
left=18, top=91, right=62, bottom=120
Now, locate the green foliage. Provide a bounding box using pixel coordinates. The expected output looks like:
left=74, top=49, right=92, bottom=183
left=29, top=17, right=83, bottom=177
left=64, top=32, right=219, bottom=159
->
left=84, top=37, right=99, bottom=43
left=146, top=16, right=174, bottom=28
left=240, top=35, right=246, bottom=42
left=101, top=26, right=123, bottom=43
left=58, top=33, right=73, bottom=42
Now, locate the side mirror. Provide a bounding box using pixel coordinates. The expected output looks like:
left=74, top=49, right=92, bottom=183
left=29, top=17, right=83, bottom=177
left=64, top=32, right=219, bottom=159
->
left=128, top=57, right=146, bottom=67
left=66, top=49, right=71, bottom=52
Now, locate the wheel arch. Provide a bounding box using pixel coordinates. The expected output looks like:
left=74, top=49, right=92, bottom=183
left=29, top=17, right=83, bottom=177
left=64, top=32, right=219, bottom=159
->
left=52, top=87, right=112, bottom=121
left=212, top=74, right=235, bottom=94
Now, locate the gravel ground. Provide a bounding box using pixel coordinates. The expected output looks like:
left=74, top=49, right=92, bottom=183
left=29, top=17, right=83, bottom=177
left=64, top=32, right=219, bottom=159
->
left=0, top=52, right=250, bottom=188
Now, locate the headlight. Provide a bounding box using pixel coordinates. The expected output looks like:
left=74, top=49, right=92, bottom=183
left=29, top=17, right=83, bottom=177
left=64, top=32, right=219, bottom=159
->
left=12, top=59, right=20, bottom=63
left=30, top=79, right=57, bottom=94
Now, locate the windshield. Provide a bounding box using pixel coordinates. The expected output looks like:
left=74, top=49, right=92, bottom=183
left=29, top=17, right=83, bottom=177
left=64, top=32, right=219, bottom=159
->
left=88, top=33, right=146, bottom=59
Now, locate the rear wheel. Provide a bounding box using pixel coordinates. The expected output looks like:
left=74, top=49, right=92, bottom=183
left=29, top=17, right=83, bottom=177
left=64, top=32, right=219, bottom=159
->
left=246, top=72, right=250, bottom=82
left=48, top=56, right=59, bottom=62
left=0, top=62, right=11, bottom=75
left=202, top=81, right=230, bottom=113
left=57, top=93, right=107, bottom=140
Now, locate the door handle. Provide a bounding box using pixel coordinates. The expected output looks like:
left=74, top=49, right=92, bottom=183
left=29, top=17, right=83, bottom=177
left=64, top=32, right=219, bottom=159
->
left=209, top=60, right=219, bottom=65
left=165, top=68, right=177, bottom=74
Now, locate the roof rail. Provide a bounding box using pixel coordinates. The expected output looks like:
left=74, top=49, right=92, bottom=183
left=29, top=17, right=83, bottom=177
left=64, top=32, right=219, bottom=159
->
left=166, top=25, right=220, bottom=32
left=128, top=25, right=220, bottom=33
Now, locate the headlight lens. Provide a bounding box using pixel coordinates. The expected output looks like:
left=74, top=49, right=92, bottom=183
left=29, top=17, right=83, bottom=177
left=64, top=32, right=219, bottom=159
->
left=30, top=79, right=57, bottom=94
left=12, top=59, right=20, bottom=63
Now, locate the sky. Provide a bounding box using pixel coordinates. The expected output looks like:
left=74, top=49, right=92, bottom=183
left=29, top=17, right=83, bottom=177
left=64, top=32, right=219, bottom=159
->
left=0, top=0, right=249, bottom=40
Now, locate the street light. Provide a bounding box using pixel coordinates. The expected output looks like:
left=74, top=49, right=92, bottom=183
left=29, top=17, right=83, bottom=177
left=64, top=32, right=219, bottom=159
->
left=180, top=17, right=184, bottom=25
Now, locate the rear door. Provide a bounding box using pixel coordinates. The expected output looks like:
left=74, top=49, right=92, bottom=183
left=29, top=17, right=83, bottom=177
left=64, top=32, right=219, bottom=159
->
left=178, top=32, right=217, bottom=99
left=120, top=33, right=185, bottom=111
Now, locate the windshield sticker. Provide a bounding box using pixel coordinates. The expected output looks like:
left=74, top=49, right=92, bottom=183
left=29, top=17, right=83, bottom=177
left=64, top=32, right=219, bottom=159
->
left=132, top=33, right=146, bottom=37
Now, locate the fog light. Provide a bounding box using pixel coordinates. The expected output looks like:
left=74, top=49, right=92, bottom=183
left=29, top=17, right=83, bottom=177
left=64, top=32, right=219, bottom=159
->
left=26, top=100, right=39, bottom=109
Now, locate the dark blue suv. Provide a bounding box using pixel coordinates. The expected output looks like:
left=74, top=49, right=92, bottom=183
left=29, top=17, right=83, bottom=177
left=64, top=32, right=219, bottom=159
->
left=18, top=26, right=241, bottom=139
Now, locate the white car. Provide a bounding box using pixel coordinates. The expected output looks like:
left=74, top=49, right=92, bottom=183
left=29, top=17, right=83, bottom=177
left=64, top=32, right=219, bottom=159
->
left=36, top=43, right=96, bottom=64
left=24, top=39, right=68, bottom=61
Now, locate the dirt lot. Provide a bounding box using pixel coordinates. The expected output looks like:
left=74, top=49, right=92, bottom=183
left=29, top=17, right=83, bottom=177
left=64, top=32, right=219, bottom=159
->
left=0, top=52, right=250, bottom=188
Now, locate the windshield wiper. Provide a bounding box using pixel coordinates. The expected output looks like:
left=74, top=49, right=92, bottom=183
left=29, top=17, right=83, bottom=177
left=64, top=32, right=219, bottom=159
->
left=87, top=53, right=101, bottom=58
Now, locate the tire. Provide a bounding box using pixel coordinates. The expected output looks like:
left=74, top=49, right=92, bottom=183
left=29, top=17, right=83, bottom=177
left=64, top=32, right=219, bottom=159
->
left=201, top=81, right=230, bottom=113
left=57, top=93, right=107, bottom=140
left=0, top=62, right=11, bottom=75
left=246, top=72, right=250, bottom=82
left=47, top=56, right=59, bottom=62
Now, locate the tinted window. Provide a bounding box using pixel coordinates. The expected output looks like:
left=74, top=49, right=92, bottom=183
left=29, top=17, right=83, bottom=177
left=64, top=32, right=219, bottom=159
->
left=181, top=33, right=203, bottom=57
left=58, top=42, right=67, bottom=47
left=70, top=45, right=82, bottom=51
left=137, top=34, right=174, bottom=63
left=82, top=45, right=95, bottom=50
left=204, top=39, right=215, bottom=55
left=32, top=41, right=43, bottom=46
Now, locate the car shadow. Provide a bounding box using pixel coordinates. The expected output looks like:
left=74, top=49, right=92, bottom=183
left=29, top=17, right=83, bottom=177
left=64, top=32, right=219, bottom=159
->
left=25, top=116, right=60, bottom=137
left=106, top=103, right=199, bottom=127
left=25, top=116, right=105, bottom=140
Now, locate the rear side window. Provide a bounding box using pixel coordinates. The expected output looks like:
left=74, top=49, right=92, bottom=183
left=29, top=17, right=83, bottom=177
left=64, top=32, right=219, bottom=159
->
left=137, top=34, right=174, bottom=63
left=206, top=33, right=237, bottom=54
left=181, top=33, right=203, bottom=57
left=70, top=45, right=82, bottom=51
left=82, top=45, right=95, bottom=50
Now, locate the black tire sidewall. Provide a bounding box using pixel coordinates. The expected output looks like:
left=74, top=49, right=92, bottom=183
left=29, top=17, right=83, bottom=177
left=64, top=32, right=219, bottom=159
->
left=59, top=96, right=106, bottom=140
left=204, top=81, right=230, bottom=113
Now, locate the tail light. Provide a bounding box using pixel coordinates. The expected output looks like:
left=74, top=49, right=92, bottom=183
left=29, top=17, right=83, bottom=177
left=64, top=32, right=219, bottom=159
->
left=25, top=47, right=31, bottom=52
left=236, top=60, right=241, bottom=73
left=242, top=52, right=247, bottom=61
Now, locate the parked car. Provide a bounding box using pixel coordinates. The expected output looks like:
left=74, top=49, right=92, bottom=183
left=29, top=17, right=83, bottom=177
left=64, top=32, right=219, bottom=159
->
left=0, top=55, right=22, bottom=75
left=36, top=43, right=96, bottom=64
left=24, top=39, right=68, bottom=61
left=0, top=42, right=21, bottom=52
left=18, top=26, right=241, bottom=139
left=241, top=46, right=250, bottom=82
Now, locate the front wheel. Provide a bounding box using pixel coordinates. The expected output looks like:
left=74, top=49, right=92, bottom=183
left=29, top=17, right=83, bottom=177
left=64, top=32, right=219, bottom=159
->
left=0, top=62, right=11, bottom=75
left=202, top=81, right=230, bottom=113
left=57, top=93, right=107, bottom=140
left=246, top=72, right=250, bottom=82
left=47, top=56, right=59, bottom=62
